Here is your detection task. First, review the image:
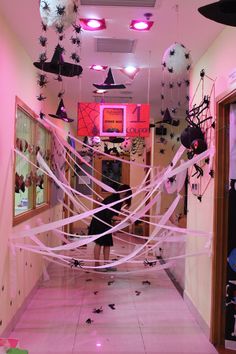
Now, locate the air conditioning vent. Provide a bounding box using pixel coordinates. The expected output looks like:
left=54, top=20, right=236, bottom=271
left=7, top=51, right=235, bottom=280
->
left=81, top=0, right=156, bottom=7
left=96, top=38, right=136, bottom=53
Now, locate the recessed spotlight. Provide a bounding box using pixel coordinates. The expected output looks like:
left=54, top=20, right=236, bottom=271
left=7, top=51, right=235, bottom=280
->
left=80, top=18, right=106, bottom=31
left=130, top=20, right=153, bottom=31
left=120, top=66, right=140, bottom=79
left=93, top=89, right=107, bottom=94
left=90, top=65, right=108, bottom=71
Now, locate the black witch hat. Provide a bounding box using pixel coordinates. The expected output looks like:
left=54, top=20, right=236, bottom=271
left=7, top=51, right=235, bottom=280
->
left=156, top=108, right=180, bottom=126
left=49, top=99, right=74, bottom=123
left=34, top=44, right=83, bottom=77
left=198, top=0, right=236, bottom=26
left=93, top=68, right=126, bottom=90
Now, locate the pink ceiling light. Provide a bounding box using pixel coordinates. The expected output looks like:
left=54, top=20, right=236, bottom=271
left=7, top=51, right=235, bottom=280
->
left=130, top=20, right=153, bottom=31
left=90, top=64, right=108, bottom=71
left=80, top=18, right=106, bottom=31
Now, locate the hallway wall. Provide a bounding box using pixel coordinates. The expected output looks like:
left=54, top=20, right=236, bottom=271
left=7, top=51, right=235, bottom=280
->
left=0, top=11, right=67, bottom=335
left=186, top=26, right=236, bottom=332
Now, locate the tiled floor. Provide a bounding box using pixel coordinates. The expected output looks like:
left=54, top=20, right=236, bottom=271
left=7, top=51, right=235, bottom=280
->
left=9, top=241, right=219, bottom=354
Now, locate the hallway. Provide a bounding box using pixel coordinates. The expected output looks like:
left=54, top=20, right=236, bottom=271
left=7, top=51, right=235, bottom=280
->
left=8, top=242, right=218, bottom=354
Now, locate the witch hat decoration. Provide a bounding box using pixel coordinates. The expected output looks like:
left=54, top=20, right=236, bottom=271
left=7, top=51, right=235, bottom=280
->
left=49, top=99, right=74, bottom=123
left=198, top=0, right=236, bottom=27
left=156, top=108, right=180, bottom=126
left=93, top=68, right=126, bottom=90
left=34, top=44, right=83, bottom=77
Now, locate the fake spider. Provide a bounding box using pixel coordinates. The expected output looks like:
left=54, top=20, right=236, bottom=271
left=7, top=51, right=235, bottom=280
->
left=37, top=74, right=48, bottom=88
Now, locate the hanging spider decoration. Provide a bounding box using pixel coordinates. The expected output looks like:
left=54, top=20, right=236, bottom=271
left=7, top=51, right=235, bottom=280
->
left=37, top=94, right=47, bottom=101
left=73, top=24, right=82, bottom=34
left=180, top=96, right=211, bottom=157
left=58, top=90, right=65, bottom=99
left=55, top=75, right=63, bottom=82
left=39, top=35, right=47, bottom=47
left=70, top=36, right=80, bottom=46
left=159, top=149, right=165, bottom=155
left=38, top=52, right=47, bottom=63
left=37, top=74, right=48, bottom=88
left=56, top=5, right=66, bottom=16
left=39, top=111, right=46, bottom=119
left=59, top=34, right=64, bottom=41
left=71, top=52, right=80, bottom=63
left=41, top=22, right=47, bottom=32
left=55, top=24, right=64, bottom=34
left=73, top=3, right=78, bottom=13
left=69, top=258, right=84, bottom=268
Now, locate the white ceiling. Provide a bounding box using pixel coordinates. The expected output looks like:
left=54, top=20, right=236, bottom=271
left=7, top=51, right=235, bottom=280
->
left=0, top=0, right=225, bottom=125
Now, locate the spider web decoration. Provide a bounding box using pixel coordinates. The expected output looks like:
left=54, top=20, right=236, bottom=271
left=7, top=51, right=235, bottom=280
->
left=187, top=69, right=215, bottom=202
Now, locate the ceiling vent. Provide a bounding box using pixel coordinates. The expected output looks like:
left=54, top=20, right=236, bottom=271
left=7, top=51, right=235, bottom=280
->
left=96, top=38, right=136, bottom=53
left=80, top=0, right=156, bottom=7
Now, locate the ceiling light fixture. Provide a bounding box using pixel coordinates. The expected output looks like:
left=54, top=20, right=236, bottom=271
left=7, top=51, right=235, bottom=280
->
left=80, top=18, right=106, bottom=31
left=93, top=89, right=107, bottom=94
left=130, top=12, right=153, bottom=31
left=90, top=64, right=108, bottom=71
left=120, top=66, right=140, bottom=80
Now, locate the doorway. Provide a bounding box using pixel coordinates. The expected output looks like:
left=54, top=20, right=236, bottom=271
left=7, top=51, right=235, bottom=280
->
left=211, top=88, right=236, bottom=351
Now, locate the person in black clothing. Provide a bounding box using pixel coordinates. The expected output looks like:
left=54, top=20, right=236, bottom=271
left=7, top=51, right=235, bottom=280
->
left=88, top=184, right=132, bottom=270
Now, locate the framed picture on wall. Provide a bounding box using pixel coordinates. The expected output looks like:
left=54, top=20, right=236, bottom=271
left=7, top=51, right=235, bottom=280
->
left=100, top=105, right=126, bottom=137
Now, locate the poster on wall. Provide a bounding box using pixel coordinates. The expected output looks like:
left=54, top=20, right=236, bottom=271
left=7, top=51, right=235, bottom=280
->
left=77, top=102, right=150, bottom=137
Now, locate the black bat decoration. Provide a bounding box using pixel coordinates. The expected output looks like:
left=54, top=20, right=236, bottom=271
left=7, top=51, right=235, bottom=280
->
left=86, top=318, right=93, bottom=324
left=108, top=304, right=116, bottom=310
left=197, top=195, right=202, bottom=202
left=93, top=307, right=103, bottom=314
left=169, top=49, right=175, bottom=56
left=168, top=67, right=174, bottom=73
left=142, top=280, right=151, bottom=285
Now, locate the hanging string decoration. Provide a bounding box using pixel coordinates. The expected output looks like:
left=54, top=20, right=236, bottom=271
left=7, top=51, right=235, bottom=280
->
left=34, top=0, right=82, bottom=124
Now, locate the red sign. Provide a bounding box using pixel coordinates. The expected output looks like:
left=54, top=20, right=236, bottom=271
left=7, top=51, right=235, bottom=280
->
left=77, top=102, right=150, bottom=137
